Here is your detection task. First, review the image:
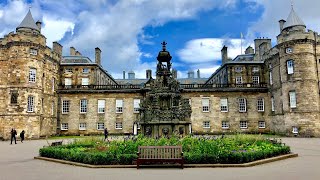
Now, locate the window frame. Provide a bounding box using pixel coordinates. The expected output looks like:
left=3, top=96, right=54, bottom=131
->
left=64, top=78, right=72, bottom=86
left=202, top=98, right=210, bottom=112
left=97, top=99, right=105, bottom=113
left=27, top=96, right=35, bottom=112
left=97, top=123, right=105, bottom=130
left=257, top=98, right=265, bottom=112
left=271, top=97, right=275, bottom=112
left=238, top=98, right=247, bottom=112
left=62, top=100, right=70, bottom=114
left=115, top=122, right=123, bottom=129
left=30, top=48, right=38, bottom=55
left=240, top=121, right=248, bottom=129
left=203, top=121, right=210, bottom=129
left=79, top=123, right=87, bottom=130
left=252, top=76, right=260, bottom=85
left=82, top=68, right=89, bottom=73
left=258, top=121, right=266, bottom=129
left=10, top=91, right=18, bottom=104
left=220, top=98, right=228, bottom=112
left=289, top=91, right=297, bottom=108
left=81, top=78, right=89, bottom=86
left=29, top=68, right=36, bottom=83
left=292, top=126, right=298, bottom=134
left=287, top=60, right=294, bottom=74
left=235, top=66, right=243, bottom=72
left=80, top=99, right=88, bottom=113
left=116, top=99, right=123, bottom=113
left=61, top=123, right=68, bottom=130
left=133, top=99, right=140, bottom=113
left=221, top=121, right=229, bottom=129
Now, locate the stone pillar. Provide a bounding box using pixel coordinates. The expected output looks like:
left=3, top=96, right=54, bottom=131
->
left=95, top=47, right=101, bottom=65
left=70, top=47, right=76, bottom=56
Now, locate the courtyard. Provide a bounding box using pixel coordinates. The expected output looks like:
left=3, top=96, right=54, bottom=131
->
left=0, top=137, right=319, bottom=180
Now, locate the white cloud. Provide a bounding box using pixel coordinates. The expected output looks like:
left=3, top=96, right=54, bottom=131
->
left=177, top=38, right=253, bottom=64
left=42, top=16, right=74, bottom=47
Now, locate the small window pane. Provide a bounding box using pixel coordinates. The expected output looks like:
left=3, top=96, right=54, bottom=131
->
left=61, top=123, right=68, bottom=130
left=97, top=123, right=104, bottom=130
left=115, top=122, right=123, bottom=129
left=98, top=100, right=105, bottom=113
left=203, top=121, right=210, bottom=128
left=62, top=100, right=70, bottom=114
left=80, top=99, right=87, bottom=113
left=240, top=121, right=248, bottom=129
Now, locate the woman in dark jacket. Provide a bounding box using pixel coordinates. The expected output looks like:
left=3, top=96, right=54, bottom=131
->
left=20, top=130, right=25, bottom=143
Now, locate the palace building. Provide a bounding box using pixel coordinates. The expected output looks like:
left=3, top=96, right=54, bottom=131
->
left=0, top=8, right=319, bottom=139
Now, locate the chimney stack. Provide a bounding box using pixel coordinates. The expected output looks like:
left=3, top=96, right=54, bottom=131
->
left=197, top=69, right=200, bottom=78
left=52, top=41, right=62, bottom=56
left=221, top=46, right=228, bottom=65
left=245, top=46, right=254, bottom=54
left=123, top=71, right=126, bottom=79
left=146, top=69, right=152, bottom=79
left=279, top=19, right=286, bottom=32
left=70, top=47, right=76, bottom=56
left=75, top=51, right=82, bottom=56
left=187, top=70, right=194, bottom=78
left=36, top=20, right=42, bottom=32
left=95, top=47, right=101, bottom=66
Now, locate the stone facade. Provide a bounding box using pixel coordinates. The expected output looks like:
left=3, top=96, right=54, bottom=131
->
left=0, top=8, right=319, bottom=139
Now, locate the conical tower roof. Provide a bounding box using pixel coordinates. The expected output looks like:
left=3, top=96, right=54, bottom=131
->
left=283, top=8, right=305, bottom=29
left=16, top=10, right=40, bottom=31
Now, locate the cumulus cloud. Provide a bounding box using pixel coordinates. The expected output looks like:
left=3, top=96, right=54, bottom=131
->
left=177, top=38, right=252, bottom=63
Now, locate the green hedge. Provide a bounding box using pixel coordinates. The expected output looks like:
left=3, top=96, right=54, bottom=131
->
left=39, top=135, right=291, bottom=165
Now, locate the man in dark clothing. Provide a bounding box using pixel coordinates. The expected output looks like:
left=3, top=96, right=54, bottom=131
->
left=10, top=128, right=17, bottom=144
left=20, top=130, right=25, bottom=143
left=104, top=128, right=108, bottom=140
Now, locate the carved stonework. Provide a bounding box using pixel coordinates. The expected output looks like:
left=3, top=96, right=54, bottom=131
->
left=139, top=42, right=191, bottom=137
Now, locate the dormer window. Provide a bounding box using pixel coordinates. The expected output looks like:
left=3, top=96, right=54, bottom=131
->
left=65, top=68, right=73, bottom=73
left=30, top=48, right=37, bottom=55
left=286, top=47, right=293, bottom=54
left=235, top=67, right=243, bottom=72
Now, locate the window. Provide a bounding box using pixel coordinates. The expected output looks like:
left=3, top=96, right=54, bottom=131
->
left=238, top=98, right=246, bottom=112
left=235, top=67, right=243, bottom=72
left=252, top=67, right=259, bottom=72
left=287, top=60, right=294, bottom=74
left=82, top=68, right=89, bottom=73
left=82, top=78, right=89, bottom=86
left=116, top=99, right=123, bottom=113
left=222, top=121, right=229, bottom=129
left=62, top=100, right=70, bottom=114
left=115, top=122, right=123, bottom=129
left=30, top=48, right=37, bottom=55
left=51, top=101, right=54, bottom=116
left=79, top=123, right=86, bottom=130
left=97, top=123, right=104, bottom=130
left=236, top=76, right=243, bottom=87
left=252, top=76, right=259, bottom=85
left=61, top=123, right=68, bottom=130
left=269, top=64, right=273, bottom=85
left=258, top=121, right=266, bottom=129
left=292, top=126, right=298, bottom=134
left=286, top=47, right=293, bottom=54
left=10, top=91, right=18, bottom=104
left=65, top=68, right=73, bottom=73
left=27, top=96, right=34, bottom=112
left=240, top=121, right=248, bottom=129
left=202, top=98, right=209, bottom=112
left=257, top=98, right=264, bottom=112
left=133, top=99, right=140, bottom=113
left=29, top=68, right=36, bottom=82
left=203, top=121, right=210, bottom=128
left=97, top=100, right=105, bottom=113
left=220, top=98, right=228, bottom=112
left=65, top=78, right=72, bottom=86
left=80, top=99, right=88, bottom=113
left=289, top=91, right=297, bottom=108
left=52, top=78, right=55, bottom=92
left=271, top=97, right=275, bottom=112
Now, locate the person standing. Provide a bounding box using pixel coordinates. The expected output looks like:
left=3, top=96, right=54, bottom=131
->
left=104, top=128, right=108, bottom=140
left=10, top=128, right=17, bottom=145
left=20, top=130, right=25, bottom=143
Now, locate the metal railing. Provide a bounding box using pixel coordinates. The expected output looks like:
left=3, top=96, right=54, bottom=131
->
left=179, top=83, right=268, bottom=89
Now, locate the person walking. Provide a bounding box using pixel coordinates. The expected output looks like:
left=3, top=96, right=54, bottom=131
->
left=20, top=130, right=25, bottom=143
left=104, top=128, right=108, bottom=140
left=10, top=128, right=17, bottom=145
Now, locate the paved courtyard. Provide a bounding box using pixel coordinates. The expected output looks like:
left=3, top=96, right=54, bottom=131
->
left=0, top=138, right=319, bottom=180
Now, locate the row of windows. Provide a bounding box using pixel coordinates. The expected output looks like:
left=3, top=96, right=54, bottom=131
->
left=65, top=78, right=89, bottom=86
left=62, top=99, right=141, bottom=114
left=202, top=121, right=266, bottom=129
left=201, top=98, right=265, bottom=113
left=235, top=76, right=260, bottom=85
left=234, top=66, right=260, bottom=73
left=61, top=122, right=123, bottom=130
left=65, top=68, right=89, bottom=74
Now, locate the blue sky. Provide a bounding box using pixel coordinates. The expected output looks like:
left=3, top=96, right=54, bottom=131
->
left=0, top=0, right=319, bottom=78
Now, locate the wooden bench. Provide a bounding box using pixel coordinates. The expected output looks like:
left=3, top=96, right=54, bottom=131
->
left=50, top=141, right=63, bottom=146
left=136, top=146, right=184, bottom=169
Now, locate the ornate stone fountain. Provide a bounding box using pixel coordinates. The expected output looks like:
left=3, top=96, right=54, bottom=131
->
left=139, top=42, right=191, bottom=138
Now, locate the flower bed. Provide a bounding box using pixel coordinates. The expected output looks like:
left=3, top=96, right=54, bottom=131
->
left=39, top=135, right=290, bottom=165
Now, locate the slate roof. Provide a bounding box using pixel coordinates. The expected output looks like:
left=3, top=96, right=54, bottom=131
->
left=16, top=10, right=40, bottom=31
left=283, top=8, right=306, bottom=29
left=61, top=56, right=93, bottom=64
